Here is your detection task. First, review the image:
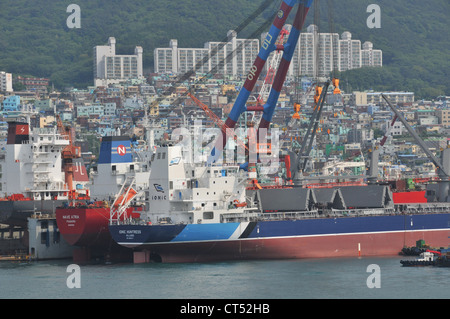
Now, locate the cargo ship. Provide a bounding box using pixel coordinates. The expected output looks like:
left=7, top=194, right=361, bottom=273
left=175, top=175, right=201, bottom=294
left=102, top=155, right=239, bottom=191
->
left=0, top=120, right=89, bottom=227
left=55, top=135, right=151, bottom=262
left=108, top=144, right=450, bottom=263
left=62, top=0, right=450, bottom=263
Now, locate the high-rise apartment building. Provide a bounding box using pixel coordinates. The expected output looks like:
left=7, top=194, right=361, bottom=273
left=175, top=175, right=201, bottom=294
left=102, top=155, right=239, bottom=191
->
left=295, top=24, right=340, bottom=78
left=295, top=26, right=382, bottom=77
left=154, top=25, right=381, bottom=80
left=0, top=71, right=13, bottom=93
left=339, top=31, right=361, bottom=72
left=94, top=37, right=143, bottom=87
left=361, top=41, right=383, bottom=67
left=154, top=31, right=259, bottom=76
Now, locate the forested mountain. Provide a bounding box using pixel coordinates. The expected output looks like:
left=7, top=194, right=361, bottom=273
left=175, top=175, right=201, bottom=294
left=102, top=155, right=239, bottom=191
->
left=0, top=0, right=448, bottom=99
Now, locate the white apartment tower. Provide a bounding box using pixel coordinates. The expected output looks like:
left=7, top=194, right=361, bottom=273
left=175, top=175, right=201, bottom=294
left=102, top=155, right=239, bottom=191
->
left=154, top=30, right=259, bottom=76
left=0, top=71, right=13, bottom=93
left=296, top=24, right=340, bottom=78
left=339, top=31, right=361, bottom=71
left=361, top=41, right=383, bottom=67
left=94, top=37, right=143, bottom=87
left=154, top=39, right=181, bottom=74
left=153, top=26, right=382, bottom=79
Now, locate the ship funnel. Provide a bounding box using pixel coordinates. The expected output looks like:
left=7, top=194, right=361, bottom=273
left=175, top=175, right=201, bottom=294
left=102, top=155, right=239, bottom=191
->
left=98, top=136, right=132, bottom=164
left=7, top=122, right=29, bottom=145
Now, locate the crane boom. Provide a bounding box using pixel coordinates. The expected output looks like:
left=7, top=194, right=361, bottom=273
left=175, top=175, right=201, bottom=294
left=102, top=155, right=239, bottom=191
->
left=257, top=1, right=312, bottom=132
left=208, top=0, right=314, bottom=164
left=188, top=92, right=249, bottom=152
left=381, top=94, right=449, bottom=178
left=289, top=80, right=330, bottom=182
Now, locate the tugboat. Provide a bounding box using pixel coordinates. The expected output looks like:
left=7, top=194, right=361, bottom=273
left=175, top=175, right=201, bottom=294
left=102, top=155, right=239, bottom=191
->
left=400, top=250, right=440, bottom=267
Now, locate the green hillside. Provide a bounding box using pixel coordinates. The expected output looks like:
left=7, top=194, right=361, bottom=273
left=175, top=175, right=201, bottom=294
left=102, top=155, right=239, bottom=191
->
left=0, top=0, right=448, bottom=99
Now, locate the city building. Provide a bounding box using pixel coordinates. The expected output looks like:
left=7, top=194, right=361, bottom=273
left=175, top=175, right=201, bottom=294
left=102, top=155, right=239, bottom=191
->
left=0, top=72, right=13, bottom=93
left=34, top=99, right=53, bottom=111
left=154, top=30, right=259, bottom=76
left=2, top=95, right=20, bottom=112
left=367, top=92, right=414, bottom=106
left=294, top=26, right=382, bottom=77
left=17, top=76, right=49, bottom=93
left=361, top=41, right=382, bottom=67
left=296, top=24, right=340, bottom=78
left=436, top=109, right=450, bottom=127
left=339, top=31, right=361, bottom=72
left=94, top=37, right=143, bottom=87
left=154, top=25, right=381, bottom=79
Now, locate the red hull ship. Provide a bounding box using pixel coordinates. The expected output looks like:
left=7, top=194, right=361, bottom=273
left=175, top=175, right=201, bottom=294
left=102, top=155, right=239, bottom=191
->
left=55, top=135, right=150, bottom=262
left=55, top=204, right=141, bottom=262
left=130, top=229, right=450, bottom=264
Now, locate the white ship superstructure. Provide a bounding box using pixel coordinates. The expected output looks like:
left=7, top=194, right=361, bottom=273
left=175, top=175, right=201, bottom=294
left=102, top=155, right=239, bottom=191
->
left=89, top=135, right=152, bottom=201
left=0, top=122, right=70, bottom=201
left=112, top=144, right=253, bottom=226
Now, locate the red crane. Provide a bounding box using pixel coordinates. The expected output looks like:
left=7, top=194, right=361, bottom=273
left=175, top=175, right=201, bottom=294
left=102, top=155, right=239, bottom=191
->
left=56, top=115, right=83, bottom=200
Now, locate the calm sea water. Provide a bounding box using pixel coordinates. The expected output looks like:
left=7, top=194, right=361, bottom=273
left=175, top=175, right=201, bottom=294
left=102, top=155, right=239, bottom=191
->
left=0, top=256, right=449, bottom=300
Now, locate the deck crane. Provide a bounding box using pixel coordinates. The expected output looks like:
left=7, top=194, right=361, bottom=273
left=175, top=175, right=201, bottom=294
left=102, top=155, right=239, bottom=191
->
left=381, top=94, right=450, bottom=202
left=56, top=115, right=82, bottom=200
left=366, top=114, right=398, bottom=184
left=208, top=0, right=314, bottom=164
left=287, top=79, right=331, bottom=183
left=284, top=82, right=316, bottom=135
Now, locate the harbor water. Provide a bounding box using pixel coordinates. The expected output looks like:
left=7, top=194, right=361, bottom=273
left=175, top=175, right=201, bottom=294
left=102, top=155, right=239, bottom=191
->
left=0, top=256, right=449, bottom=300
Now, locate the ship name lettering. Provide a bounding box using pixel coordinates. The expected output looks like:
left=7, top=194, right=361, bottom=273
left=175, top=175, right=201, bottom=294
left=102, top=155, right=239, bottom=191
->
left=62, top=215, right=79, bottom=220
left=126, top=230, right=141, bottom=234
left=151, top=195, right=167, bottom=200
left=118, top=230, right=141, bottom=235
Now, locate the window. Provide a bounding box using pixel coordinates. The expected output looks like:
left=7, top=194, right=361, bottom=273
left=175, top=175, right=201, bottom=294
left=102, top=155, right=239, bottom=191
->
left=203, top=211, right=214, bottom=219
left=41, top=231, right=48, bottom=245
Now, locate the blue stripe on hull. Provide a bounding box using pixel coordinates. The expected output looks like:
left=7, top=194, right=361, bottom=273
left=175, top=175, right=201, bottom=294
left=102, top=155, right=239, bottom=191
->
left=109, top=224, right=186, bottom=245
left=171, top=223, right=240, bottom=242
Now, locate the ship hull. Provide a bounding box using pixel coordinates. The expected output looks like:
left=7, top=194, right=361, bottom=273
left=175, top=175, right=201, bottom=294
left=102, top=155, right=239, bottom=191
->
left=109, top=213, right=450, bottom=263
left=55, top=207, right=112, bottom=247
left=55, top=206, right=141, bottom=262
left=0, top=200, right=65, bottom=227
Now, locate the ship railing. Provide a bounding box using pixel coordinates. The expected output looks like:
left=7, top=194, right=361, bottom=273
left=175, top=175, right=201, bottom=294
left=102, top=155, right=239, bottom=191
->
left=256, top=208, right=398, bottom=221
left=328, top=208, right=395, bottom=218
left=257, top=210, right=322, bottom=221
left=399, top=203, right=450, bottom=215
left=221, top=212, right=260, bottom=223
